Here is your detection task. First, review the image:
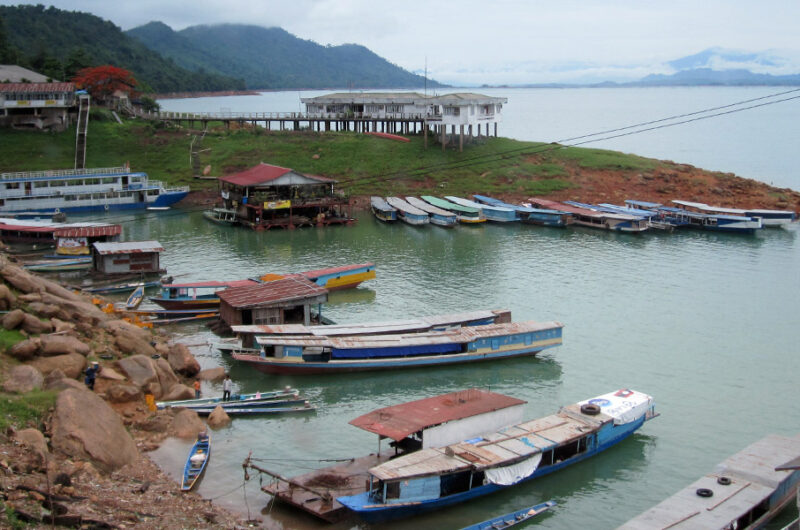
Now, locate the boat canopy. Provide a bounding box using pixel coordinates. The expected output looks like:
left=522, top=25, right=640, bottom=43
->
left=576, top=389, right=654, bottom=425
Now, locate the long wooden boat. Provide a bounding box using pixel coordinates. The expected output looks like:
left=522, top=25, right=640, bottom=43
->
left=421, top=196, right=486, bottom=224
left=182, top=397, right=308, bottom=411
left=445, top=196, right=518, bottom=222
left=529, top=198, right=649, bottom=232
left=386, top=197, right=430, bottom=226
left=125, top=283, right=145, bottom=310
left=257, top=388, right=655, bottom=523
left=460, top=500, right=557, bottom=530
left=202, top=207, right=238, bottom=225
left=473, top=194, right=572, bottom=227
left=191, top=403, right=315, bottom=416
left=233, top=319, right=563, bottom=374
left=181, top=432, right=210, bottom=492
left=632, top=200, right=762, bottom=233
left=157, top=387, right=299, bottom=409
left=82, top=279, right=161, bottom=294
left=23, top=256, right=93, bottom=272
left=672, top=199, right=795, bottom=228
left=406, top=197, right=457, bottom=227
left=150, top=262, right=376, bottom=310
left=620, top=433, right=800, bottom=530
left=370, top=196, right=398, bottom=222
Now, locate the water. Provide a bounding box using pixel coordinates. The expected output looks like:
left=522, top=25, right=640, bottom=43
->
left=102, top=206, right=800, bottom=529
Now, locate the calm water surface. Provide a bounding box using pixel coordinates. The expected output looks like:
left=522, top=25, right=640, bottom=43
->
left=98, top=206, right=800, bottom=529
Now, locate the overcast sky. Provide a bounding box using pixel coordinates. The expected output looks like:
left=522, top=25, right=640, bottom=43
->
left=4, top=0, right=800, bottom=84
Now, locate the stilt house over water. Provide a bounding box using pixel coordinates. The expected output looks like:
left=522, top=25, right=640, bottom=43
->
left=217, top=163, right=354, bottom=230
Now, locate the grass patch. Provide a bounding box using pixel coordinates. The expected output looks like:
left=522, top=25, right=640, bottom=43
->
left=0, top=329, right=26, bottom=353
left=557, top=146, right=657, bottom=171
left=0, top=389, right=58, bottom=431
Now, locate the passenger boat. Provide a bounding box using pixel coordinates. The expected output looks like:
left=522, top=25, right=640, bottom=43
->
left=150, top=262, right=376, bottom=310
left=256, top=388, right=655, bottom=522
left=672, top=199, right=795, bottom=228
left=202, top=207, right=238, bottom=225
left=529, top=198, right=649, bottom=232
left=386, top=197, right=430, bottom=225
left=633, top=200, right=762, bottom=233
left=370, top=196, right=398, bottom=222
left=157, top=387, right=299, bottom=409
left=445, top=196, right=518, bottom=222
left=421, top=196, right=486, bottom=224
left=406, top=197, right=458, bottom=227
left=0, top=165, right=189, bottom=215
left=124, top=283, right=145, bottom=310
left=191, top=402, right=316, bottom=416
left=460, top=500, right=556, bottom=530
left=181, top=432, right=210, bottom=492
left=232, top=319, right=563, bottom=374
left=620, top=433, right=800, bottom=530
left=473, top=195, right=572, bottom=227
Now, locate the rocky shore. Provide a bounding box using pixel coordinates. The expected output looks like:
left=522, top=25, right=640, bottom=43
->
left=0, top=253, right=252, bottom=528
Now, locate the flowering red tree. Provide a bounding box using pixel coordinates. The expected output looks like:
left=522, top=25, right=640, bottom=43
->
left=72, top=65, right=138, bottom=101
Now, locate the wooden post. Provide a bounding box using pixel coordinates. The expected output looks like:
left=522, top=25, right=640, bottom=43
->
left=441, top=124, right=446, bottom=152
left=424, top=121, right=428, bottom=149
left=494, top=122, right=498, bottom=137
left=459, top=125, right=464, bottom=152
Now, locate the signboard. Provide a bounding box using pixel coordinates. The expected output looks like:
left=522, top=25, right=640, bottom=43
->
left=56, top=237, right=89, bottom=255
left=264, top=200, right=291, bottom=210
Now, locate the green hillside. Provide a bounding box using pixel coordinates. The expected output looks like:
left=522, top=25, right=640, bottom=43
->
left=127, top=22, right=445, bottom=90
left=0, top=5, right=244, bottom=92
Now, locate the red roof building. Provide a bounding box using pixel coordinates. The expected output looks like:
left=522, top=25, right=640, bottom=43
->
left=218, top=276, right=329, bottom=328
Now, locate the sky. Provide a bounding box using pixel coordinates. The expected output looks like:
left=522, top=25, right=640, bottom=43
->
left=3, top=0, right=800, bottom=85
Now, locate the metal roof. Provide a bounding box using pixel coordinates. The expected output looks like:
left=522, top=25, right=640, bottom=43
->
left=53, top=225, right=122, bottom=238
left=218, top=276, right=328, bottom=309
left=0, top=82, right=74, bottom=93
left=92, top=241, right=164, bottom=254
left=349, top=388, right=526, bottom=442
left=219, top=163, right=335, bottom=187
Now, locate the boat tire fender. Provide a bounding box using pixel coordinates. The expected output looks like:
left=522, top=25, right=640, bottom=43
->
left=580, top=403, right=601, bottom=416
left=717, top=476, right=731, bottom=486
left=696, top=488, right=713, bottom=498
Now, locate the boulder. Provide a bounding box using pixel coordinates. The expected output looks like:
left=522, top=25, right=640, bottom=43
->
left=43, top=368, right=67, bottom=387
left=50, top=388, right=138, bottom=473
left=39, top=335, right=90, bottom=357
left=1, top=265, right=43, bottom=294
left=45, top=378, right=87, bottom=392
left=153, top=357, right=179, bottom=395
left=28, top=302, right=62, bottom=319
left=8, top=337, right=41, bottom=361
left=2, top=365, right=44, bottom=393
left=114, top=331, right=157, bottom=357
left=0, top=283, right=16, bottom=310
left=96, top=366, right=126, bottom=381
left=101, top=319, right=153, bottom=343
left=197, top=367, right=226, bottom=381
left=2, top=308, right=25, bottom=330
left=117, top=355, right=158, bottom=390
left=139, top=413, right=172, bottom=433
left=105, top=383, right=143, bottom=403
left=38, top=292, right=107, bottom=323
left=50, top=318, right=75, bottom=334
left=160, top=384, right=195, bottom=402
left=13, top=428, right=48, bottom=466
left=29, top=353, right=86, bottom=379
left=206, top=405, right=231, bottom=429
left=171, top=408, right=206, bottom=439
left=166, top=343, right=201, bottom=376
left=21, top=313, right=53, bottom=334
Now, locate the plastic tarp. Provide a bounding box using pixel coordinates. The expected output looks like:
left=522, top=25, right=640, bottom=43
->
left=484, top=453, right=542, bottom=486
left=578, top=389, right=654, bottom=425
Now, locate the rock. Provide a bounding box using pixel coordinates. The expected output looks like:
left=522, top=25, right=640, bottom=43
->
left=45, top=377, right=86, bottom=392
left=197, top=367, right=226, bottom=381
left=29, top=352, right=86, bottom=379
left=43, top=368, right=67, bottom=386
left=139, top=413, right=172, bottom=433
left=154, top=357, right=179, bottom=395
left=0, top=283, right=16, bottom=309
left=2, top=365, right=44, bottom=393
left=50, top=318, right=76, bottom=334
left=97, top=366, right=126, bottom=381
left=28, top=302, right=62, bottom=319
left=160, top=384, right=195, bottom=402
left=38, top=292, right=108, bottom=323
left=106, top=383, right=143, bottom=403
left=8, top=337, right=41, bottom=361
left=206, top=405, right=231, bottom=429
left=2, top=308, right=25, bottom=330
left=101, top=319, right=154, bottom=343
left=114, top=330, right=157, bottom=357
left=1, top=265, right=43, bottom=294
left=21, top=313, right=53, bottom=334
left=13, top=428, right=48, bottom=465
left=50, top=388, right=138, bottom=473
left=117, top=355, right=159, bottom=391
left=171, top=408, right=206, bottom=439
left=166, top=343, right=201, bottom=376
left=38, top=335, right=90, bottom=357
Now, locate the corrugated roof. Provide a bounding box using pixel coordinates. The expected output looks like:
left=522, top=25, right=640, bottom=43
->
left=93, top=241, right=164, bottom=254
left=218, top=276, right=328, bottom=309
left=0, top=82, right=75, bottom=93
left=219, top=163, right=293, bottom=186
left=349, top=389, right=526, bottom=441
left=53, top=225, right=122, bottom=238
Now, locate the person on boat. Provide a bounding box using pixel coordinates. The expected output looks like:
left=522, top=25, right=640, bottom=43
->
left=84, top=361, right=99, bottom=390
left=222, top=374, right=232, bottom=401
left=197, top=430, right=209, bottom=442
left=193, top=379, right=201, bottom=399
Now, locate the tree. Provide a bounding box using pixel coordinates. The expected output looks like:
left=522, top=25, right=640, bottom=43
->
left=72, top=65, right=138, bottom=101
left=65, top=48, right=93, bottom=79
left=0, top=14, right=14, bottom=63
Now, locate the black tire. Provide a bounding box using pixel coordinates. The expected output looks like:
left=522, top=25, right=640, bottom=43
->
left=717, top=476, right=731, bottom=486
left=696, top=488, right=713, bottom=498
left=580, top=403, right=601, bottom=416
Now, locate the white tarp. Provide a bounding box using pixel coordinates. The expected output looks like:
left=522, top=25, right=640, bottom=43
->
left=578, top=389, right=654, bottom=425
left=485, top=452, right=543, bottom=485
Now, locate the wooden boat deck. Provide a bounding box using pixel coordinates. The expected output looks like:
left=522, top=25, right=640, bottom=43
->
left=261, top=452, right=392, bottom=522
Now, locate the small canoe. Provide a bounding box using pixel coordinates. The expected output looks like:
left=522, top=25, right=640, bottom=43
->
left=181, top=432, right=210, bottom=491
left=460, top=500, right=556, bottom=530
left=180, top=397, right=307, bottom=411
left=202, top=208, right=238, bottom=225
left=191, top=403, right=316, bottom=416
left=125, top=283, right=145, bottom=310
left=157, top=387, right=299, bottom=409
left=82, top=280, right=161, bottom=294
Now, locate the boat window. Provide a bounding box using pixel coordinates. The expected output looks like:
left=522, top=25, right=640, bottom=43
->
left=385, top=481, right=400, bottom=500
left=440, top=470, right=473, bottom=497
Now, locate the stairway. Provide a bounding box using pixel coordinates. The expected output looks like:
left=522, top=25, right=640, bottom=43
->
left=74, top=93, right=91, bottom=169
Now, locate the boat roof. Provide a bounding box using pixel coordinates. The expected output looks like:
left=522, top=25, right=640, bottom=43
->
left=0, top=219, right=117, bottom=233
left=597, top=203, right=656, bottom=218
left=386, top=197, right=428, bottom=216
left=672, top=199, right=793, bottom=215
left=406, top=197, right=457, bottom=217
left=446, top=196, right=514, bottom=212
left=163, top=279, right=258, bottom=289
left=474, top=195, right=568, bottom=215
left=563, top=201, right=641, bottom=220
left=620, top=434, right=800, bottom=530
left=367, top=389, right=653, bottom=481
left=349, top=388, right=526, bottom=442
left=421, top=196, right=479, bottom=214
left=54, top=225, right=123, bottom=238
left=93, top=241, right=164, bottom=254
left=218, top=276, right=328, bottom=309
left=625, top=199, right=663, bottom=208
left=370, top=197, right=396, bottom=211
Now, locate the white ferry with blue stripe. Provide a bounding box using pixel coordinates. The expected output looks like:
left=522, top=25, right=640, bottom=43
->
left=0, top=165, right=189, bottom=214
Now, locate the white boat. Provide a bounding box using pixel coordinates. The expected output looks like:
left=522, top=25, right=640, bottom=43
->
left=386, top=197, right=429, bottom=226
left=672, top=200, right=791, bottom=228
left=445, top=196, right=518, bottom=222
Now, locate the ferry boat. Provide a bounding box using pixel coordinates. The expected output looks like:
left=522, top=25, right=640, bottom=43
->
left=445, top=196, right=518, bottom=222
left=421, top=196, right=486, bottom=224
left=529, top=198, right=649, bottom=232
left=0, top=165, right=189, bottom=215
left=406, top=197, right=458, bottom=227
left=627, top=199, right=762, bottom=233
left=673, top=199, right=782, bottom=228
left=386, top=197, right=430, bottom=226
left=473, top=195, right=572, bottom=227
left=233, top=319, right=563, bottom=374
left=370, top=196, right=398, bottom=222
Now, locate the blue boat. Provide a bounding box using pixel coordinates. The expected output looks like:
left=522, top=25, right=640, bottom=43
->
left=370, top=196, right=398, bottom=222
left=386, top=197, right=430, bottom=226
left=337, top=388, right=657, bottom=523
left=191, top=402, right=316, bottom=416
left=406, top=197, right=458, bottom=227
left=625, top=199, right=692, bottom=229
left=181, top=432, right=210, bottom=491
left=627, top=199, right=762, bottom=233
left=445, top=196, right=518, bottom=222
left=672, top=199, right=795, bottom=228
left=473, top=194, right=572, bottom=227
left=460, top=500, right=557, bottom=530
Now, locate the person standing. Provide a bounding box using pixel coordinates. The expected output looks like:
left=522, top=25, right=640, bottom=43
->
left=84, top=362, right=99, bottom=391
left=193, top=379, right=201, bottom=399
left=222, top=374, right=232, bottom=401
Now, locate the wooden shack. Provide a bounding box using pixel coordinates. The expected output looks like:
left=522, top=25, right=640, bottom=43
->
left=92, top=241, right=165, bottom=276
left=218, top=276, right=328, bottom=333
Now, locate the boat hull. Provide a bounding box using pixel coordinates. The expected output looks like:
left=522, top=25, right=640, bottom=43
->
left=181, top=436, right=210, bottom=491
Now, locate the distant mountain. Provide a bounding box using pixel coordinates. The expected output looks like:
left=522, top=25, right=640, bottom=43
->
left=0, top=5, right=244, bottom=92
left=636, top=68, right=800, bottom=86
left=127, top=22, right=445, bottom=90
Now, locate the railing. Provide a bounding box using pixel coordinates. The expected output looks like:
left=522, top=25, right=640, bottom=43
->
left=136, top=109, right=430, bottom=121
left=0, top=166, right=133, bottom=181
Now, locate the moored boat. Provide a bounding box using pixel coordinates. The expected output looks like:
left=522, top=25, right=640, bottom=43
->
left=124, top=283, right=145, bottom=309
left=473, top=194, right=572, bottom=227
left=406, top=196, right=458, bottom=227
left=421, top=196, right=486, bottom=224
left=370, top=196, right=398, bottom=222
left=672, top=199, right=795, bottom=228
left=445, top=196, right=518, bottom=222
left=191, top=402, right=316, bottom=416
left=530, top=198, right=649, bottom=232
left=181, top=431, right=210, bottom=492
left=23, top=256, right=92, bottom=272
left=460, top=500, right=557, bottom=530
left=202, top=207, right=238, bottom=225
left=386, top=197, right=430, bottom=226
left=157, top=387, right=299, bottom=409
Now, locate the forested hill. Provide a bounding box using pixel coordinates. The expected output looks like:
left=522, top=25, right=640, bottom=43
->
left=0, top=5, right=244, bottom=92
left=126, top=22, right=445, bottom=90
